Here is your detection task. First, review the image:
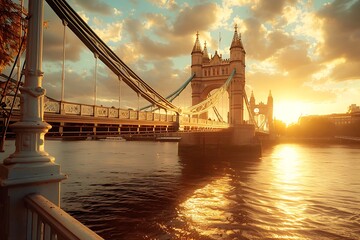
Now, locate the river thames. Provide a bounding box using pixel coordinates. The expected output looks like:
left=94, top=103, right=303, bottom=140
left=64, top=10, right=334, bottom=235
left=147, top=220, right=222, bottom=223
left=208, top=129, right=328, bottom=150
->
left=1, top=140, right=359, bottom=239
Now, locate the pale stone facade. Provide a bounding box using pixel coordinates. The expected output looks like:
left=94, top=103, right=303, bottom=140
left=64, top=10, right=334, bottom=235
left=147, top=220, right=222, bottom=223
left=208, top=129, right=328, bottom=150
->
left=191, top=25, right=246, bottom=126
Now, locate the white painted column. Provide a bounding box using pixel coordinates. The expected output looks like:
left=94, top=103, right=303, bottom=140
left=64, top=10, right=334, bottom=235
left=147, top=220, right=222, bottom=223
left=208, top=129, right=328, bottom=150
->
left=0, top=1, right=66, bottom=239
left=16, top=0, right=24, bottom=83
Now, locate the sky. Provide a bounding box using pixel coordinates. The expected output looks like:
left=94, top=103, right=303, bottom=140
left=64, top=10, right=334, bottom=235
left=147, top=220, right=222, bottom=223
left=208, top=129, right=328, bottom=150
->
left=7, top=0, right=360, bottom=125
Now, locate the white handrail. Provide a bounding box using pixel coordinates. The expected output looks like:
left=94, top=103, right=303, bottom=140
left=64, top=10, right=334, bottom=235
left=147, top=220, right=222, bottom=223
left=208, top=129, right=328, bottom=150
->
left=24, top=194, right=104, bottom=240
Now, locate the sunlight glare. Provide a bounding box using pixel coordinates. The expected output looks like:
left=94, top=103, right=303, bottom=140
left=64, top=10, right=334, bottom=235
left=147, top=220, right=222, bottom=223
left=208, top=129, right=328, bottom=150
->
left=274, top=145, right=300, bottom=183
left=177, top=175, right=233, bottom=238
left=274, top=101, right=310, bottom=125
left=270, top=145, right=307, bottom=232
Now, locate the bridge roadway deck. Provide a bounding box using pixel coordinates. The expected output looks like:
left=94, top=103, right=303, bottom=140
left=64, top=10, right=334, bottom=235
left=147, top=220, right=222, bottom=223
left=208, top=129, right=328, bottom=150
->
left=2, top=96, right=228, bottom=138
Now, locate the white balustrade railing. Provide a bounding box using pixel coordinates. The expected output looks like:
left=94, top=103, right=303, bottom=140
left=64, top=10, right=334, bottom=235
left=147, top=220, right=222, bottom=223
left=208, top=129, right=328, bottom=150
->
left=81, top=105, right=94, bottom=116
left=95, top=106, right=108, bottom=117
left=4, top=95, right=228, bottom=127
left=25, top=194, right=103, bottom=240
left=154, top=113, right=160, bottom=121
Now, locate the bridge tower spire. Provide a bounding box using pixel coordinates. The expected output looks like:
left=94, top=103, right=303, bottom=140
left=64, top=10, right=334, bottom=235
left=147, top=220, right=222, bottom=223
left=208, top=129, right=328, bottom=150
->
left=229, top=24, right=246, bottom=125
left=191, top=31, right=203, bottom=77
left=203, top=41, right=210, bottom=62
left=250, top=91, right=255, bottom=110
left=191, top=32, right=203, bottom=113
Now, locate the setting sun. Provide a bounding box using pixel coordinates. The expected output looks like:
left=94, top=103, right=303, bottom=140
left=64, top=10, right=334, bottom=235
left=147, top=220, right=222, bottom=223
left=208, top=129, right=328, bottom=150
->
left=274, top=101, right=308, bottom=126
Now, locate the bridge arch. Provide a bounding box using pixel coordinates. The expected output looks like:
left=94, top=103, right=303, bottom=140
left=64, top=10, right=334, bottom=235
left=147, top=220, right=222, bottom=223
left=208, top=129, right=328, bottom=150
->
left=199, top=83, right=226, bottom=100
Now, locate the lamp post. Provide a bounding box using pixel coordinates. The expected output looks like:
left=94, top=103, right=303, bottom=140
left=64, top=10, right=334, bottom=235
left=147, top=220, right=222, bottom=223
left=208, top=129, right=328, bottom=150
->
left=0, top=1, right=66, bottom=239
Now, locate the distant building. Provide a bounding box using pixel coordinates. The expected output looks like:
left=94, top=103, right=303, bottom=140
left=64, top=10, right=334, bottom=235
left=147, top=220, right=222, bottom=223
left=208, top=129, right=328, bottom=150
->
left=347, top=104, right=360, bottom=114
left=299, top=104, right=360, bottom=125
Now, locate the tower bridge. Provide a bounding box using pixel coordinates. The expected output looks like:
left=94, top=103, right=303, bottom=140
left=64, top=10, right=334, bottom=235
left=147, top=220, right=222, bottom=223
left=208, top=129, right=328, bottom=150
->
left=0, top=25, right=272, bottom=141
left=178, top=26, right=273, bottom=155
left=0, top=0, right=273, bottom=238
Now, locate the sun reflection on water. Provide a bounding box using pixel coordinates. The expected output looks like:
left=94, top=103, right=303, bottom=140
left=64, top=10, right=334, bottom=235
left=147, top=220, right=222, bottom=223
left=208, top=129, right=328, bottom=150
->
left=177, top=175, right=234, bottom=239
left=274, top=145, right=301, bottom=184
left=270, top=145, right=308, bottom=237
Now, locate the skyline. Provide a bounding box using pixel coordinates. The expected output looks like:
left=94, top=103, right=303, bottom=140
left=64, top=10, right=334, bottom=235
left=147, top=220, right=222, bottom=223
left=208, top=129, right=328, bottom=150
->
left=5, top=0, right=360, bottom=125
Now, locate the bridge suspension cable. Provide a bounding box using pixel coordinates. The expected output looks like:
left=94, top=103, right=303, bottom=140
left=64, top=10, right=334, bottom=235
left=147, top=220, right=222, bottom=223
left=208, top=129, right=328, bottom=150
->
left=165, top=73, right=195, bottom=103
left=243, top=90, right=259, bottom=129
left=212, top=106, right=225, bottom=122
left=45, top=0, right=180, bottom=113
left=206, top=92, right=225, bottom=122
left=140, top=73, right=195, bottom=111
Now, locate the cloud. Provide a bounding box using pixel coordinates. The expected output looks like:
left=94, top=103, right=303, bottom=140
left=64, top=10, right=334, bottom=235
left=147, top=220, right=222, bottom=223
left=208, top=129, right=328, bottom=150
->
left=275, top=43, right=312, bottom=71
left=121, top=14, right=194, bottom=61
left=173, top=3, right=219, bottom=34
left=113, top=8, right=122, bottom=16
left=69, top=0, right=113, bottom=15
left=93, top=21, right=123, bottom=43
left=148, top=0, right=179, bottom=10
left=332, top=60, right=360, bottom=81
left=123, top=18, right=143, bottom=41
left=43, top=5, right=86, bottom=62
left=77, top=11, right=89, bottom=23
left=316, top=0, right=360, bottom=63
left=247, top=68, right=335, bottom=104
left=251, top=0, right=298, bottom=21
left=114, top=42, right=141, bottom=66
left=139, top=36, right=193, bottom=60
left=43, top=67, right=94, bottom=103
left=137, top=59, right=189, bottom=94
left=242, top=18, right=294, bottom=60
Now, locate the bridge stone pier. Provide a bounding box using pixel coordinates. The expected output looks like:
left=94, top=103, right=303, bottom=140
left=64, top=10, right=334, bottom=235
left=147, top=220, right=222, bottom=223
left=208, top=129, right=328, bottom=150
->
left=178, top=125, right=260, bottom=156
left=179, top=26, right=261, bottom=155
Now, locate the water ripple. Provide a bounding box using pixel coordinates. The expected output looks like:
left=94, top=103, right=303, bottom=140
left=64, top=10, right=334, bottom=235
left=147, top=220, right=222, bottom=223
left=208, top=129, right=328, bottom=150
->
left=44, top=141, right=360, bottom=239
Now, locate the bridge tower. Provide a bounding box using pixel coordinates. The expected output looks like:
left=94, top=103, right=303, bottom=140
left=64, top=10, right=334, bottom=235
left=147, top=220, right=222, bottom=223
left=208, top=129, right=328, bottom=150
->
left=249, top=91, right=274, bottom=133
left=191, top=25, right=246, bottom=126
